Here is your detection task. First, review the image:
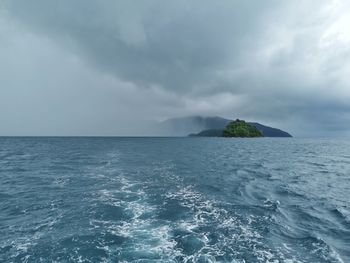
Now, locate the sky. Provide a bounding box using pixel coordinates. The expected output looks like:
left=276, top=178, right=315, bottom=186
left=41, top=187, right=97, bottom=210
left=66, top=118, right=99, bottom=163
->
left=1, top=0, right=350, bottom=136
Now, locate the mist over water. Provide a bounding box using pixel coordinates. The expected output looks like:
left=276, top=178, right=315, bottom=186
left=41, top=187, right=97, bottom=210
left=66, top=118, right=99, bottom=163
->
left=0, top=137, right=349, bottom=262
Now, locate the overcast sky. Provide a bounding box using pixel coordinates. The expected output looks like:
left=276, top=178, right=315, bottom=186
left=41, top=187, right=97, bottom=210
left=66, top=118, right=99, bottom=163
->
left=1, top=0, right=350, bottom=136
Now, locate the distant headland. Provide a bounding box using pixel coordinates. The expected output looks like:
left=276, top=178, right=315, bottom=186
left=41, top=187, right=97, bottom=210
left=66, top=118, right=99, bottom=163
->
left=157, top=116, right=292, bottom=137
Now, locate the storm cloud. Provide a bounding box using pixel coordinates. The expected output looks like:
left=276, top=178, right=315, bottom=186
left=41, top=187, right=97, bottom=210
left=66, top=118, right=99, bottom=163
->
left=1, top=0, right=350, bottom=136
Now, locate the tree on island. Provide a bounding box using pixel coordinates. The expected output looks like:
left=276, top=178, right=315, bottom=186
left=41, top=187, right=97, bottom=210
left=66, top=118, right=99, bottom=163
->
left=223, top=119, right=263, bottom=137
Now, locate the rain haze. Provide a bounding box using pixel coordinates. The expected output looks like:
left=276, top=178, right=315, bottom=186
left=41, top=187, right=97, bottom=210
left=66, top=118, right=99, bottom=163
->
left=1, top=0, right=350, bottom=136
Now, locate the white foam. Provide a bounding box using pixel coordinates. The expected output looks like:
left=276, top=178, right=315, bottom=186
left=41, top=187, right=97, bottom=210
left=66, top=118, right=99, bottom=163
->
left=89, top=155, right=341, bottom=262
left=91, top=175, right=184, bottom=261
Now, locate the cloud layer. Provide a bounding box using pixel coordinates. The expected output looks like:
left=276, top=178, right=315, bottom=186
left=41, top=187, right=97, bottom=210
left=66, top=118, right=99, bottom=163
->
left=1, top=0, right=350, bottom=136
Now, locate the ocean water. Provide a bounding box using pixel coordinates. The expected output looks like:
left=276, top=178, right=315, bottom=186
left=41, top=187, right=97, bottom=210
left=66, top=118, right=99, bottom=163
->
left=0, top=137, right=349, bottom=263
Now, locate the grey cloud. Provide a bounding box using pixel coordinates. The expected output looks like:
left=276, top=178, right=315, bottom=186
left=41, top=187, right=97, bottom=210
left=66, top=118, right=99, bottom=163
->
left=1, top=0, right=280, bottom=92
left=1, top=0, right=350, bottom=136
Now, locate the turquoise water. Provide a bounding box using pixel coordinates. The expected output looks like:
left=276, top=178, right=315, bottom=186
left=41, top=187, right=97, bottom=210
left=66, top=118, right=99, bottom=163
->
left=0, top=137, right=349, bottom=262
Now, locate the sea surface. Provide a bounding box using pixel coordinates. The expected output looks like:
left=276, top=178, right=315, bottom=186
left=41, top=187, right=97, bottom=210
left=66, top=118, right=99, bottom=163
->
left=0, top=137, right=349, bottom=262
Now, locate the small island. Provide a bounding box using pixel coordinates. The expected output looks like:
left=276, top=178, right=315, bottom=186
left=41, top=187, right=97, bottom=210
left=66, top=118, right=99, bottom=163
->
left=163, top=116, right=292, bottom=137
left=188, top=118, right=270, bottom=137
left=223, top=119, right=263, bottom=137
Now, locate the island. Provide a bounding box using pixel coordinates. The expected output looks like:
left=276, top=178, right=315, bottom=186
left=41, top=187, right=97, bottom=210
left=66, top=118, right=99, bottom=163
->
left=189, top=119, right=264, bottom=137
left=158, top=116, right=292, bottom=137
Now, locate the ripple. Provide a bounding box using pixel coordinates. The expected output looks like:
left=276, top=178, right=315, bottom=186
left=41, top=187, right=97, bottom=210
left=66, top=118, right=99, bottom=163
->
left=1, top=137, right=350, bottom=262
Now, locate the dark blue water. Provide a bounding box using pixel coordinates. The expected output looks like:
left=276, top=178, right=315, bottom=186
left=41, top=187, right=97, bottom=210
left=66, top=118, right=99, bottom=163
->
left=0, top=137, right=349, bottom=262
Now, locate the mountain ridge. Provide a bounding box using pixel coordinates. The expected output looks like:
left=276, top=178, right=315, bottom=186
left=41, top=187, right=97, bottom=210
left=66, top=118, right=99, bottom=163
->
left=159, top=116, right=292, bottom=137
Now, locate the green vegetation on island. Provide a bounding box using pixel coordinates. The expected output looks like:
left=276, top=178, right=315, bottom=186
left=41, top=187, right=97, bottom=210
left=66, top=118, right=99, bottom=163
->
left=223, top=119, right=263, bottom=137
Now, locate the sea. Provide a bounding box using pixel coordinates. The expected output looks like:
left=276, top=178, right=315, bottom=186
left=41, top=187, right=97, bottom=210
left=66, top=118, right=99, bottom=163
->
left=0, top=137, right=349, bottom=262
